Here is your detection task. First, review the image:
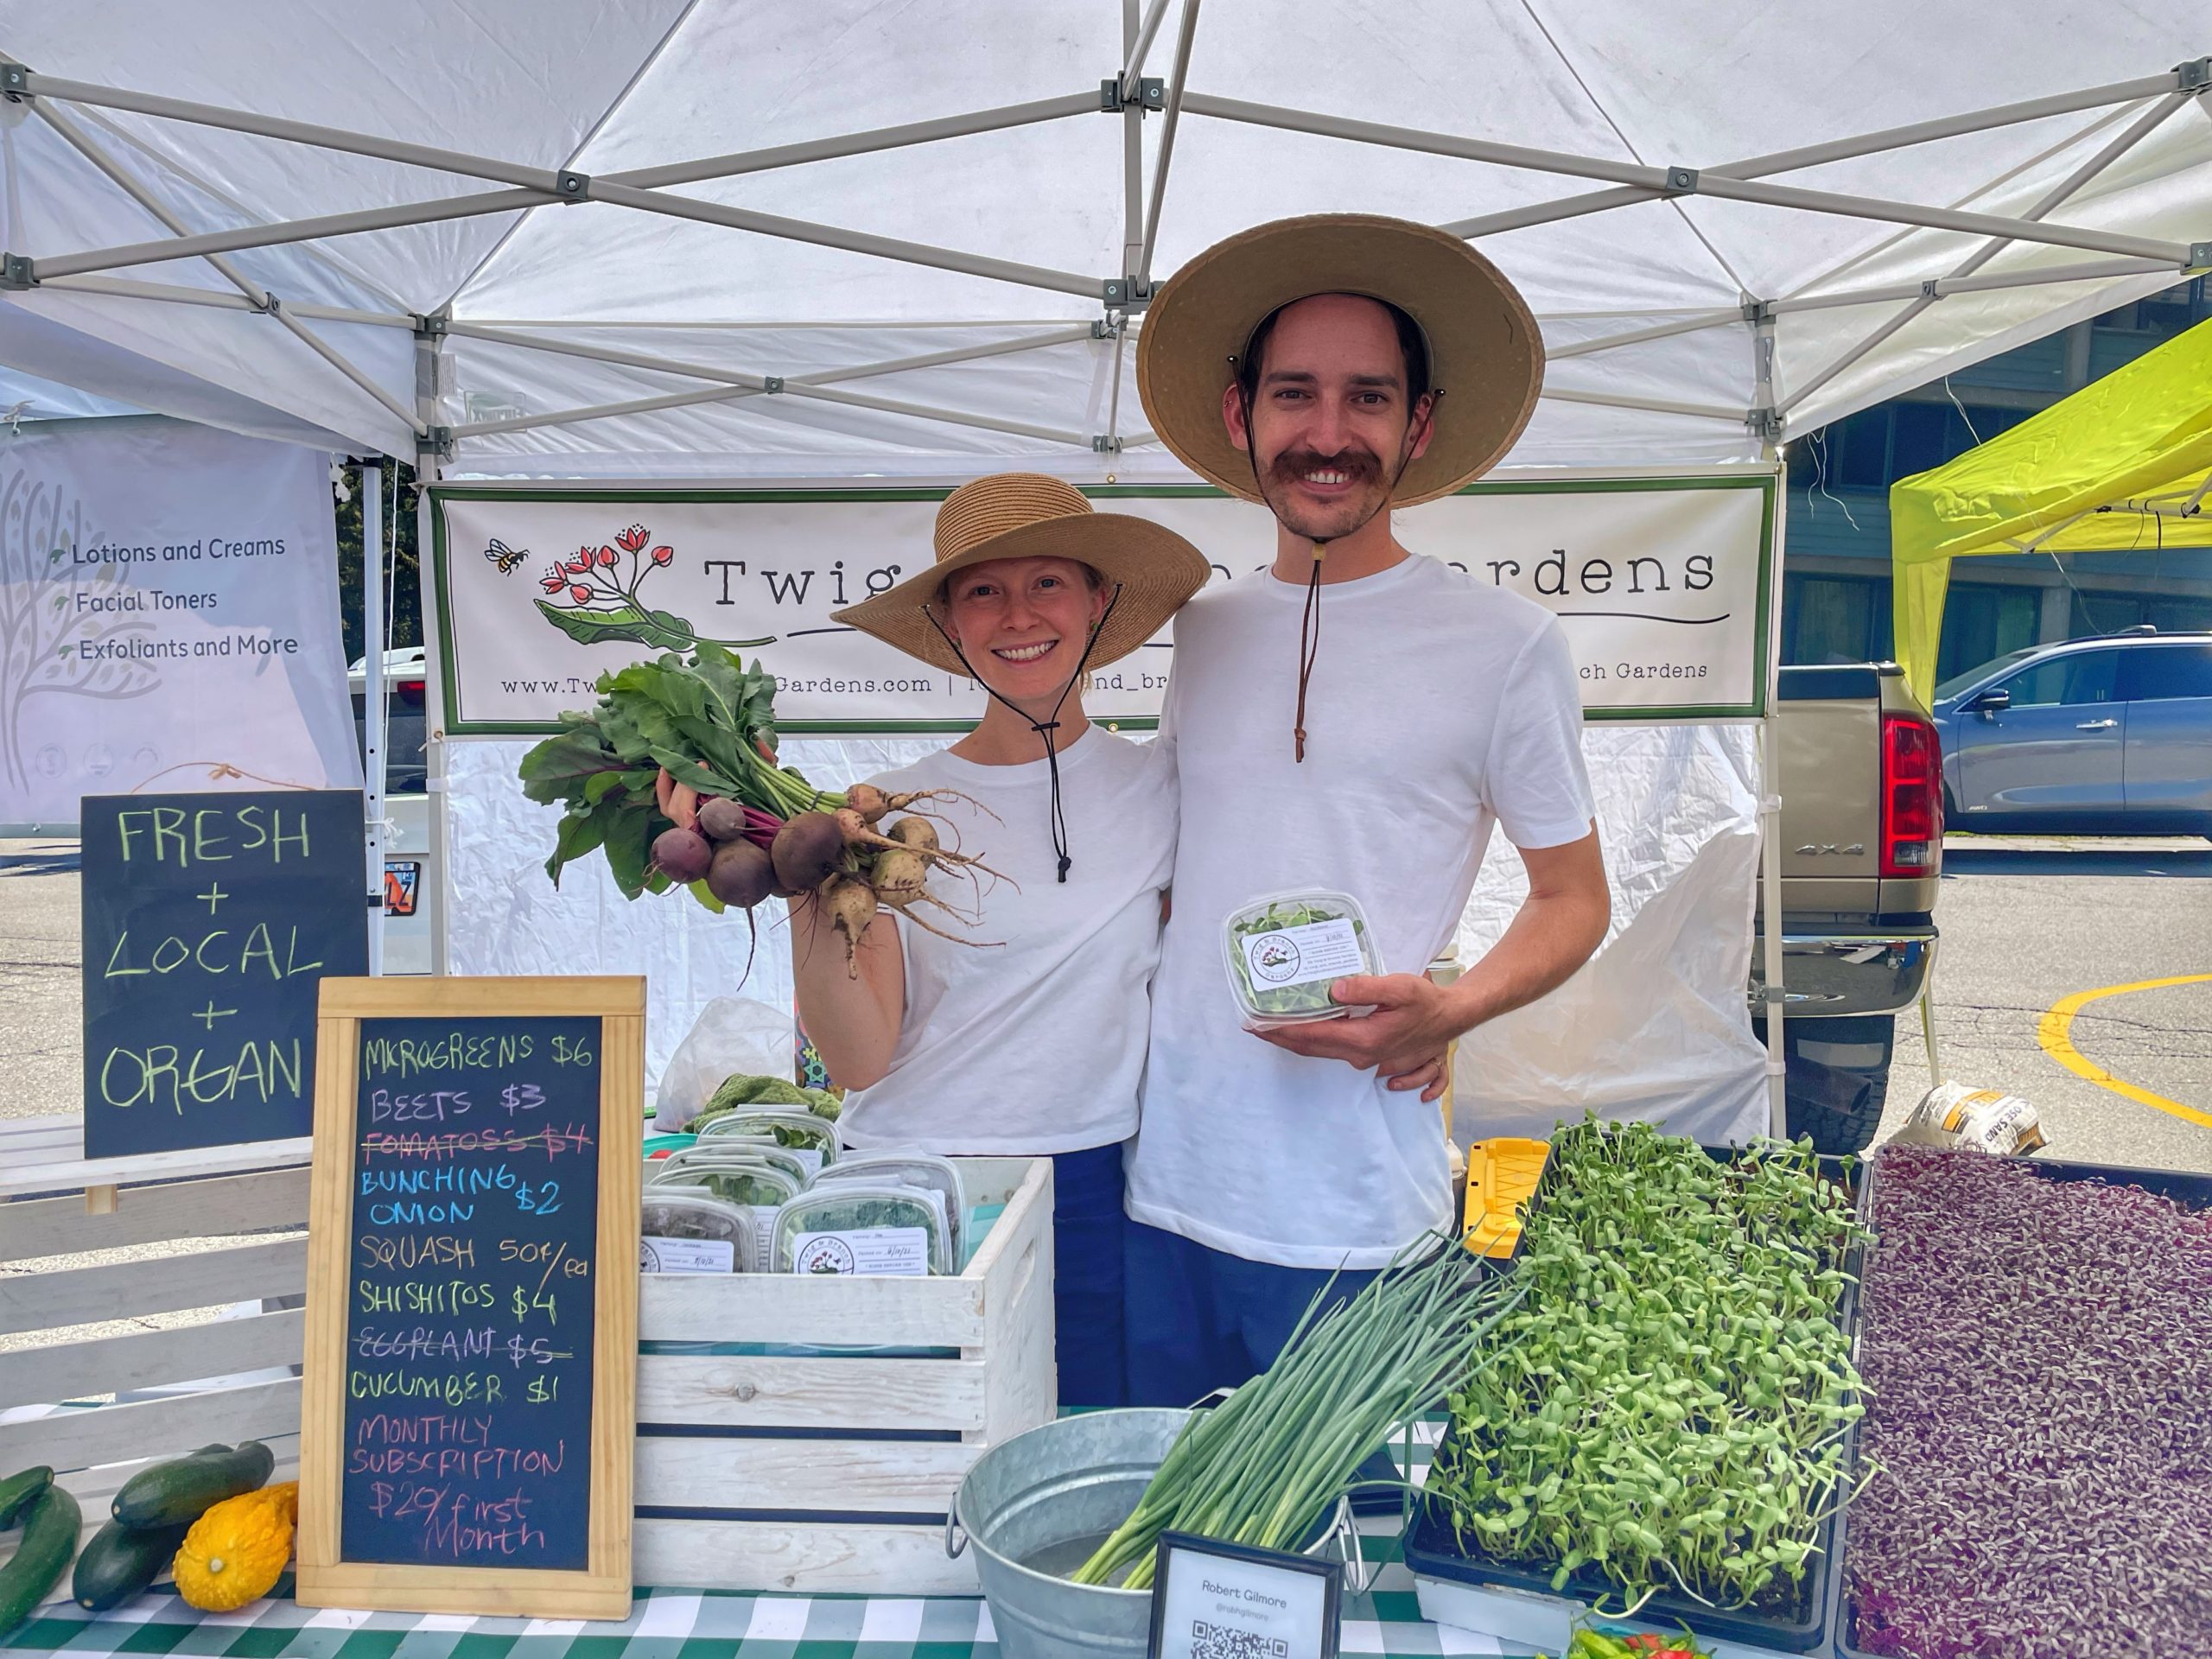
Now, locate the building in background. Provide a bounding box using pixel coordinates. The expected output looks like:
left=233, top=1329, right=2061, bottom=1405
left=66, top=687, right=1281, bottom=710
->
left=1783, top=277, right=2212, bottom=682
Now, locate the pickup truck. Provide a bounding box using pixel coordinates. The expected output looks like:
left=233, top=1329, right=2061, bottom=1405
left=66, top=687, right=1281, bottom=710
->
left=1754, top=663, right=1943, bottom=1154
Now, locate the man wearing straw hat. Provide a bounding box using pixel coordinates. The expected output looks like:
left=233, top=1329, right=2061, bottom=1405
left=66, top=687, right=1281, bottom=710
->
left=1123, top=215, right=1611, bottom=1408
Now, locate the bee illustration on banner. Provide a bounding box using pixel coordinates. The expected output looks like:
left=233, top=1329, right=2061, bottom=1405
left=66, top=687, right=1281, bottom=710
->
left=483, top=537, right=530, bottom=575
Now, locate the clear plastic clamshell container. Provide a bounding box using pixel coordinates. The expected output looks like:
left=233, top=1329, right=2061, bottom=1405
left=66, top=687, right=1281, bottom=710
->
left=650, top=1152, right=806, bottom=1267
left=639, top=1191, right=758, bottom=1274
left=672, top=1141, right=823, bottom=1194
left=772, top=1182, right=951, bottom=1277
left=651, top=1156, right=804, bottom=1211
left=813, top=1151, right=967, bottom=1263
left=697, top=1109, right=840, bottom=1173
left=1220, top=888, right=1382, bottom=1027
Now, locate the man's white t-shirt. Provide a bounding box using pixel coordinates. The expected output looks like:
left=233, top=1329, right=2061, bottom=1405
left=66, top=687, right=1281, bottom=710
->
left=838, top=727, right=1174, bottom=1154
left=1128, top=552, right=1596, bottom=1269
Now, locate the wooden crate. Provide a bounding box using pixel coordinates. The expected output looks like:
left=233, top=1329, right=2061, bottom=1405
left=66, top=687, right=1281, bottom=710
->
left=0, top=1119, right=315, bottom=1594
left=632, top=1156, right=1055, bottom=1595
left=2, top=1126, right=1054, bottom=1601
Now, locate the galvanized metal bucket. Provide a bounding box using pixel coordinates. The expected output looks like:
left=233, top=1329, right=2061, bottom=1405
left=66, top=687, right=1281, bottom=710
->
left=945, top=1408, right=1367, bottom=1659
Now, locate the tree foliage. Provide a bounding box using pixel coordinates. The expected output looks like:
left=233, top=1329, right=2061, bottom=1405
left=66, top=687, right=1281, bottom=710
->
left=334, top=461, right=423, bottom=664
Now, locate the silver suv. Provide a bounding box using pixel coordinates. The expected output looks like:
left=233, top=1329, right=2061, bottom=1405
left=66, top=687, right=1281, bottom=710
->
left=1931, top=629, right=2212, bottom=837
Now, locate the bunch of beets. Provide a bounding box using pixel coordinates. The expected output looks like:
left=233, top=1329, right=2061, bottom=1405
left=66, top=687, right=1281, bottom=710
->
left=518, top=643, right=997, bottom=967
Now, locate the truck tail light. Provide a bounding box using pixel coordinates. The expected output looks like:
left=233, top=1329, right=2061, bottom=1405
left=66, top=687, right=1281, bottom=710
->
left=1881, top=713, right=1942, bottom=878
left=396, top=677, right=427, bottom=709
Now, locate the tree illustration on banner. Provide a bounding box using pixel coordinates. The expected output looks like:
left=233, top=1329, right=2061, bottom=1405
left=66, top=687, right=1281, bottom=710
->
left=0, top=467, right=161, bottom=794
left=531, top=522, right=774, bottom=651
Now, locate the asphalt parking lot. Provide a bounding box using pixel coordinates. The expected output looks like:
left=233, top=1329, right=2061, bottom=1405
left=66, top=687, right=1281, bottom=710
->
left=6, top=831, right=2209, bottom=1171
left=1872, top=834, right=2212, bottom=1173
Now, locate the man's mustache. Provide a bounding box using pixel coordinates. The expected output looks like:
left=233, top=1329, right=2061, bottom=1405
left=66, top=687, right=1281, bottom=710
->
left=1266, top=447, right=1382, bottom=486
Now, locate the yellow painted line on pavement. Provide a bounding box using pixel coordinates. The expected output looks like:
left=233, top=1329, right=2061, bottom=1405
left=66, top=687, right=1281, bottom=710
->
left=2036, top=973, right=2212, bottom=1130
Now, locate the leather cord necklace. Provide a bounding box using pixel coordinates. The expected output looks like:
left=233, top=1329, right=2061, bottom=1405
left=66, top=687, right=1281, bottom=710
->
left=923, top=582, right=1123, bottom=883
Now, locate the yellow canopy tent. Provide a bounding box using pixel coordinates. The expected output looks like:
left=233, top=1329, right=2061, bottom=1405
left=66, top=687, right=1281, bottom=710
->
left=1891, top=315, right=2212, bottom=703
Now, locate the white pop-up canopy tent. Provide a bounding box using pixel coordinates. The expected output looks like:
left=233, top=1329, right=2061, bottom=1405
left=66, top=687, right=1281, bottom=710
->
left=1, top=2, right=2206, bottom=1130
left=0, top=2, right=2202, bottom=472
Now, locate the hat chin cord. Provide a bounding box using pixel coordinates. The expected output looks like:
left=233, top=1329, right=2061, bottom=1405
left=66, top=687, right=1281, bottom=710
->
left=922, top=582, right=1123, bottom=885
left=1238, top=385, right=1434, bottom=763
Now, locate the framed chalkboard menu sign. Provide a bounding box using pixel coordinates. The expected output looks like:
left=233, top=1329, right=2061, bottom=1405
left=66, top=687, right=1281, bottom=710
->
left=297, top=976, right=644, bottom=1620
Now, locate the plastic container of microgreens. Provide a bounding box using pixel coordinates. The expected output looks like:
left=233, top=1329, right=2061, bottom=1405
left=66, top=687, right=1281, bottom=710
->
left=639, top=1191, right=760, bottom=1274
left=696, top=1109, right=841, bottom=1173
left=1221, top=889, right=1382, bottom=1027
left=651, top=1152, right=807, bottom=1265
left=814, top=1151, right=969, bottom=1264
left=654, top=1141, right=814, bottom=1191
left=772, top=1182, right=953, bottom=1276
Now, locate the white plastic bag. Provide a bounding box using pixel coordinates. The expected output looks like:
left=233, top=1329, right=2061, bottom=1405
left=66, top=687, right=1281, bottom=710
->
left=653, top=995, right=792, bottom=1129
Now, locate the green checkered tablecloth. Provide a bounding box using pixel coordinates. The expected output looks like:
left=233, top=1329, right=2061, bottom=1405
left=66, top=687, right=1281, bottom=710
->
left=3, top=1427, right=1521, bottom=1659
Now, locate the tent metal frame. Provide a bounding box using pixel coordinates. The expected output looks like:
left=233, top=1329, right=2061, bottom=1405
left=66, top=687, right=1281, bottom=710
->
left=0, top=52, right=2204, bottom=458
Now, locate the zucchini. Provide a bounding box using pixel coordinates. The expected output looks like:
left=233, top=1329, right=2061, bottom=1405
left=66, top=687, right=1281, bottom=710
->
left=0, top=1468, right=52, bottom=1529
left=73, top=1518, right=188, bottom=1611
left=0, top=1485, right=82, bottom=1633
left=111, top=1442, right=274, bottom=1530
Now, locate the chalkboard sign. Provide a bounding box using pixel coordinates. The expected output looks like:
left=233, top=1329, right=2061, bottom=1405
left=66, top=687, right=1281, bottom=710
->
left=299, top=976, right=642, bottom=1621
left=81, top=790, right=368, bottom=1159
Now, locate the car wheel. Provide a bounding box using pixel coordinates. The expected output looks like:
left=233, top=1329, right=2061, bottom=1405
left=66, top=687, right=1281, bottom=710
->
left=1758, top=1014, right=1897, bottom=1155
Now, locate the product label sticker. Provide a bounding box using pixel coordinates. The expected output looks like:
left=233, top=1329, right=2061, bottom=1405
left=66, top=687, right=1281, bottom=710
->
left=1241, top=916, right=1363, bottom=988
left=791, top=1226, right=931, bottom=1277
left=639, top=1235, right=735, bottom=1274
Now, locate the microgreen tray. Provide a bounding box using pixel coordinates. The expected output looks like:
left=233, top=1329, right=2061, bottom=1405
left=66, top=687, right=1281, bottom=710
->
left=1831, top=1150, right=2212, bottom=1659
left=1405, top=1147, right=1868, bottom=1656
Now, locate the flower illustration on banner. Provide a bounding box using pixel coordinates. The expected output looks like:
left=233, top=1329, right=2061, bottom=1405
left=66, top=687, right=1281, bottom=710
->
left=531, top=522, right=773, bottom=652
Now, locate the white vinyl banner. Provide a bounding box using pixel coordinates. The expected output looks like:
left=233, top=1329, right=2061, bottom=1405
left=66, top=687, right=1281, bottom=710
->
left=431, top=474, right=1773, bottom=733
left=0, top=416, right=359, bottom=824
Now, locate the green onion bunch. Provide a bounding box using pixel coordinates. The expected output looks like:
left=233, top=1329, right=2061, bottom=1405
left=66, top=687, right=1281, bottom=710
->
left=1427, top=1118, right=1869, bottom=1617
left=1073, top=1239, right=1524, bottom=1590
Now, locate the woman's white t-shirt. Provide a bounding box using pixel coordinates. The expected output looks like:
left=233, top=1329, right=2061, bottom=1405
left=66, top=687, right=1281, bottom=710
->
left=836, top=726, right=1175, bottom=1154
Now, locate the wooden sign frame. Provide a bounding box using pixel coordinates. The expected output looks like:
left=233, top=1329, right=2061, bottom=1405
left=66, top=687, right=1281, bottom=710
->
left=297, top=976, right=644, bottom=1620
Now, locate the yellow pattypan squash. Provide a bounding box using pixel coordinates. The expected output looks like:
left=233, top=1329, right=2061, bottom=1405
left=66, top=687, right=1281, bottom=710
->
left=174, top=1482, right=298, bottom=1612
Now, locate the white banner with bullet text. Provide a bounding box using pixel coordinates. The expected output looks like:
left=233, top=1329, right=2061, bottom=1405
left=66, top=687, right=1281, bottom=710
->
left=0, top=416, right=359, bottom=826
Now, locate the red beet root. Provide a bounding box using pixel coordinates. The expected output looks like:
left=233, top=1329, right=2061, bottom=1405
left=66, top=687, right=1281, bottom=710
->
left=771, top=810, right=846, bottom=895
left=652, top=826, right=713, bottom=883
left=705, top=838, right=776, bottom=908
left=696, top=796, right=749, bottom=842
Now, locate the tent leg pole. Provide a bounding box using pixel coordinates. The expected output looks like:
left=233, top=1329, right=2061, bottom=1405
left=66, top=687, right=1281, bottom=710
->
left=1758, top=448, right=1789, bottom=1141
left=1761, top=715, right=1789, bottom=1140
left=416, top=327, right=451, bottom=982
left=1920, top=969, right=1943, bottom=1084
left=362, top=461, right=387, bottom=976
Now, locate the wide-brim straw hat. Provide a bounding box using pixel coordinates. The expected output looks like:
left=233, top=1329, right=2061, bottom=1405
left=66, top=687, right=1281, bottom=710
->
left=1135, top=214, right=1543, bottom=509
left=831, top=473, right=1211, bottom=678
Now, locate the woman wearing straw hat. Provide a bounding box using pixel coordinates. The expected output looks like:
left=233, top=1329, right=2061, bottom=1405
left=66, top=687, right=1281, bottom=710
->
left=792, top=471, right=1208, bottom=1407
left=1122, top=215, right=1611, bottom=1410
